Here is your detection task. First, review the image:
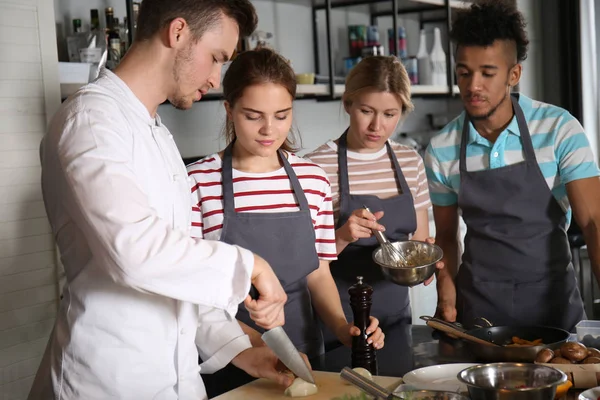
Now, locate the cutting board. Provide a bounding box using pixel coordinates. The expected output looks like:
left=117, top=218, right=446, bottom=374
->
left=213, top=370, right=401, bottom=400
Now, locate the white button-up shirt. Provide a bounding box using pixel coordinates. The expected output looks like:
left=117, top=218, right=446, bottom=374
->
left=29, top=69, right=254, bottom=400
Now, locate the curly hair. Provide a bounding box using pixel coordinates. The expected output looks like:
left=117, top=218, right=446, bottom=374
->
left=450, top=0, right=529, bottom=63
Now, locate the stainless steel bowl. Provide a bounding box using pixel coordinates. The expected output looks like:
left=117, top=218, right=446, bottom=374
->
left=372, top=240, right=443, bottom=286
left=394, top=390, right=470, bottom=400
left=457, top=363, right=567, bottom=400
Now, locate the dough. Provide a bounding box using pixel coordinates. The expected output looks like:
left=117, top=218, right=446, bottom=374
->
left=284, top=377, right=318, bottom=397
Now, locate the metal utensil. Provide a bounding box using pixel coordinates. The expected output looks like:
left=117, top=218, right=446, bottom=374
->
left=457, top=363, right=567, bottom=400
left=261, top=326, right=315, bottom=384
left=340, top=367, right=399, bottom=399
left=363, top=205, right=408, bottom=267
left=373, top=241, right=442, bottom=286
left=421, top=316, right=501, bottom=347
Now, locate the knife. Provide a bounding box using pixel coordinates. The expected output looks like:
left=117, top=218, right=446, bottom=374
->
left=247, top=285, right=315, bottom=385
left=261, top=326, right=315, bottom=384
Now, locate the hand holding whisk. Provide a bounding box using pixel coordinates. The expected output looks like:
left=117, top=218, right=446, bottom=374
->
left=363, top=206, right=407, bottom=267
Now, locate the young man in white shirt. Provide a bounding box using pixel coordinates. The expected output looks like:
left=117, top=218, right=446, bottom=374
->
left=29, top=1, right=291, bottom=399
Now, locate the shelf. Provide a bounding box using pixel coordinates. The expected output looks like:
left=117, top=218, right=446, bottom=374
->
left=313, top=0, right=471, bottom=11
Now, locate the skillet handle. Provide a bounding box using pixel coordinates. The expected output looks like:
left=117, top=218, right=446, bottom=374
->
left=419, top=315, right=467, bottom=333
left=421, top=317, right=499, bottom=347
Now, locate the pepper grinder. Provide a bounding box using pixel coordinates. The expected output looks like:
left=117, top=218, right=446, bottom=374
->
left=349, top=275, right=378, bottom=375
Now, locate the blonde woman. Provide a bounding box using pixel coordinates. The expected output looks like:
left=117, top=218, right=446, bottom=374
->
left=306, top=56, right=443, bottom=342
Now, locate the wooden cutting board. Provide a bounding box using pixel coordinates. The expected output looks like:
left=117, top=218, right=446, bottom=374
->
left=213, top=370, right=401, bottom=400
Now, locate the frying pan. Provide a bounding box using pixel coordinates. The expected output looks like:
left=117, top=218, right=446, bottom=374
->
left=421, top=316, right=571, bottom=363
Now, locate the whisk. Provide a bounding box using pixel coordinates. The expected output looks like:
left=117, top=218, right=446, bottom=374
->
left=363, top=206, right=408, bottom=267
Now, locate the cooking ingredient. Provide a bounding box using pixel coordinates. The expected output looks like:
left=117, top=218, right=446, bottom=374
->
left=582, top=356, right=600, bottom=364
left=331, top=394, right=369, bottom=400
left=550, top=357, right=573, bottom=364
left=588, top=348, right=600, bottom=358
left=560, top=342, right=588, bottom=362
left=535, top=348, right=554, bottom=363
left=506, top=336, right=543, bottom=347
left=284, top=377, right=318, bottom=397
left=351, top=367, right=373, bottom=381
left=555, top=380, right=572, bottom=398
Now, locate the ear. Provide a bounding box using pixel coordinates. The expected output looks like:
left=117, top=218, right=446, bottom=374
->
left=342, top=97, right=352, bottom=115
left=508, top=63, right=522, bottom=88
left=167, top=17, right=189, bottom=49
left=224, top=101, right=232, bottom=118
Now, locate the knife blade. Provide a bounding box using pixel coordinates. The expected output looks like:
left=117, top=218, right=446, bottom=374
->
left=261, top=326, right=315, bottom=384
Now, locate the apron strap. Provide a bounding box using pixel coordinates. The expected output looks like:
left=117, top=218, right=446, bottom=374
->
left=460, top=93, right=537, bottom=171
left=338, top=130, right=411, bottom=203
left=221, top=142, right=310, bottom=215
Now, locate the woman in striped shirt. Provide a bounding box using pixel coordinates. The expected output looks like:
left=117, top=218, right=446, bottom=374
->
left=306, top=56, right=443, bottom=345
left=186, top=48, right=384, bottom=363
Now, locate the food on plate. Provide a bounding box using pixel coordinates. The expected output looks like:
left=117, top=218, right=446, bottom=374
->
left=560, top=342, right=588, bottom=362
left=549, top=357, right=572, bottom=364
left=535, top=348, right=555, bottom=363
left=284, top=377, right=318, bottom=397
left=583, top=357, right=600, bottom=364
left=506, top=336, right=543, bottom=347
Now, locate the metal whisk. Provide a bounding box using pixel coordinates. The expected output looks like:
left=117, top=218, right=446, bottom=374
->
left=363, top=205, right=408, bottom=268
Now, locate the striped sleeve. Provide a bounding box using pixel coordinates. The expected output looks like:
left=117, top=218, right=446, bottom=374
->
left=425, top=143, right=458, bottom=206
left=413, top=156, right=432, bottom=210
left=554, top=113, right=600, bottom=184
left=309, top=164, right=337, bottom=261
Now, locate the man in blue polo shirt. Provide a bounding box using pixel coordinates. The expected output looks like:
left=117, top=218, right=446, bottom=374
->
left=425, top=0, right=600, bottom=332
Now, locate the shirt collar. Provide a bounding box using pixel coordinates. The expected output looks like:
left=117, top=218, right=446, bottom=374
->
left=464, top=112, right=521, bottom=146
left=98, top=68, right=158, bottom=127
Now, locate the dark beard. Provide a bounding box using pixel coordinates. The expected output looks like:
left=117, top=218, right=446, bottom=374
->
left=467, top=89, right=509, bottom=121
left=169, top=44, right=193, bottom=110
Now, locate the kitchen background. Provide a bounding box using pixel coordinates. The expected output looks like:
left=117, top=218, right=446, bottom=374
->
left=1, top=0, right=600, bottom=398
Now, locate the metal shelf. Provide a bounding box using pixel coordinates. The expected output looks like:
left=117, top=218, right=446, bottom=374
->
left=312, top=0, right=471, bottom=11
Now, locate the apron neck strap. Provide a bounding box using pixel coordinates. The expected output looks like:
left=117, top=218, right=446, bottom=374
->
left=460, top=93, right=537, bottom=170
left=338, top=130, right=411, bottom=197
left=222, top=142, right=310, bottom=214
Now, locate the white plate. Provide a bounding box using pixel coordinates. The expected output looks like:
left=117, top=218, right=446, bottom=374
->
left=579, top=386, right=600, bottom=400
left=402, top=363, right=479, bottom=393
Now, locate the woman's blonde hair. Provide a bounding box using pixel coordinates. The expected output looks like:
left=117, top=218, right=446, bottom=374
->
left=342, top=56, right=414, bottom=115
left=222, top=47, right=300, bottom=153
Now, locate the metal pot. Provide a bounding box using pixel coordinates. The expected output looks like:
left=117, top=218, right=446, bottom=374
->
left=458, top=363, right=567, bottom=400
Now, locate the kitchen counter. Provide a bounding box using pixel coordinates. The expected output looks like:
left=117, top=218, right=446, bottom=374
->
left=204, top=324, right=585, bottom=399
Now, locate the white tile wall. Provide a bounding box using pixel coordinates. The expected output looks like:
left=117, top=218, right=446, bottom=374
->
left=0, top=0, right=60, bottom=398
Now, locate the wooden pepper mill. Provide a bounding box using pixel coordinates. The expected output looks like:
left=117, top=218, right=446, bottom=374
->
left=349, top=275, right=378, bottom=375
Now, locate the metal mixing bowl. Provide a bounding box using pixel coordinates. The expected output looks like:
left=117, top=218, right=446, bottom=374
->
left=372, top=240, right=443, bottom=286
left=394, top=390, right=470, bottom=400
left=457, top=363, right=567, bottom=400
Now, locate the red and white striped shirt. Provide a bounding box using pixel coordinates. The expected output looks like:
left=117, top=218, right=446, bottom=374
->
left=187, top=152, right=338, bottom=260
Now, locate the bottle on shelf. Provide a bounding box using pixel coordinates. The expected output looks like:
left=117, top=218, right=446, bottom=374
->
left=78, top=9, right=107, bottom=78
left=416, top=29, right=432, bottom=85
left=430, top=27, right=447, bottom=86
left=105, top=8, right=121, bottom=69
left=66, top=18, right=87, bottom=62
left=388, top=27, right=407, bottom=59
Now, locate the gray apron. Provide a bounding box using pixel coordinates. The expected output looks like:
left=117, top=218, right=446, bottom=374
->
left=331, top=131, right=417, bottom=329
left=219, top=143, right=323, bottom=358
left=455, top=94, right=585, bottom=332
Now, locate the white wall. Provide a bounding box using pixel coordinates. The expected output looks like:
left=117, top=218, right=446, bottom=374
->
left=516, top=0, right=543, bottom=100
left=1, top=1, right=61, bottom=398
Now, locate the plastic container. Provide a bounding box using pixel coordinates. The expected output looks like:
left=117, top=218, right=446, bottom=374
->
left=576, top=320, right=600, bottom=348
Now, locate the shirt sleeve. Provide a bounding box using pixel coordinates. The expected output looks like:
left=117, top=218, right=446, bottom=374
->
left=196, top=306, right=252, bottom=374
left=48, top=106, right=254, bottom=316
left=554, top=113, right=600, bottom=184
left=315, top=178, right=337, bottom=260
left=412, top=155, right=432, bottom=211
left=424, top=143, right=458, bottom=206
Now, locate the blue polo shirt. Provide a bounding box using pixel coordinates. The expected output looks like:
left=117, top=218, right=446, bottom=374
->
left=424, top=94, right=600, bottom=225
